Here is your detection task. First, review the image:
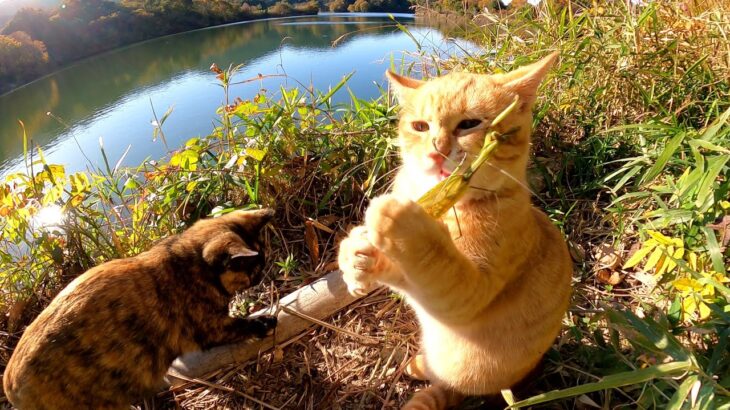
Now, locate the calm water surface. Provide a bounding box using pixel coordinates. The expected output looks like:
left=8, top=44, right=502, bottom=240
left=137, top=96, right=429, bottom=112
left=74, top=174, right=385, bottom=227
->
left=0, top=13, right=474, bottom=177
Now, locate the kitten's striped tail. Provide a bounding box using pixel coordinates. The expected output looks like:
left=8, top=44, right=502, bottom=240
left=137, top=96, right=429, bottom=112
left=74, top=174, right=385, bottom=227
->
left=403, top=385, right=463, bottom=410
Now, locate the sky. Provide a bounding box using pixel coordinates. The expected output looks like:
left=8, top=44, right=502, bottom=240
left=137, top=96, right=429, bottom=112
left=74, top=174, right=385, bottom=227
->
left=0, top=0, right=60, bottom=14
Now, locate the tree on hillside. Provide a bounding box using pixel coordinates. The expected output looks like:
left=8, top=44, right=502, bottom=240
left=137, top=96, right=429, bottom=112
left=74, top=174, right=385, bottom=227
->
left=0, top=31, right=49, bottom=84
left=327, top=0, right=347, bottom=11
left=298, top=0, right=319, bottom=13
left=347, top=0, right=369, bottom=11
left=268, top=0, right=293, bottom=15
left=1, top=8, right=51, bottom=37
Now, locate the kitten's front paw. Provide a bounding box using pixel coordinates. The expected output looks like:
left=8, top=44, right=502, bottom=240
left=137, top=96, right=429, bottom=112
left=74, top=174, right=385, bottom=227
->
left=249, top=315, right=278, bottom=338
left=365, top=194, right=446, bottom=260
left=338, top=226, right=390, bottom=296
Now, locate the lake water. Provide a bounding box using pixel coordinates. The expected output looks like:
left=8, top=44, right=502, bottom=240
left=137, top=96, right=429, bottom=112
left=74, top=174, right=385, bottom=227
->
left=0, top=13, right=472, bottom=177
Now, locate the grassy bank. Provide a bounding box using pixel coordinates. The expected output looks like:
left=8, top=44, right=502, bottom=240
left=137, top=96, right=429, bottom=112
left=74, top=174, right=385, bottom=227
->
left=2, top=1, right=730, bottom=408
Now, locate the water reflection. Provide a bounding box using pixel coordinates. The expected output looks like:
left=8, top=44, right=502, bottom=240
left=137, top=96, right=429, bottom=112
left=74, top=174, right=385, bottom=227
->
left=0, top=13, right=476, bottom=177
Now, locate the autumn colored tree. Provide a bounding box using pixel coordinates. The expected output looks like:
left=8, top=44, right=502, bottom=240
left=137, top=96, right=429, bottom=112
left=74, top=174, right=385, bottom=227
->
left=328, top=0, right=347, bottom=11
left=0, top=31, right=49, bottom=86
left=269, top=0, right=293, bottom=15
left=298, top=0, right=320, bottom=13
left=347, top=0, right=370, bottom=11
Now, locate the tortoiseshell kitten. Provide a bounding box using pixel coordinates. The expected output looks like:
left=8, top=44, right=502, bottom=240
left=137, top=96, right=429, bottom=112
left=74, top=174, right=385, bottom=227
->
left=4, top=209, right=278, bottom=410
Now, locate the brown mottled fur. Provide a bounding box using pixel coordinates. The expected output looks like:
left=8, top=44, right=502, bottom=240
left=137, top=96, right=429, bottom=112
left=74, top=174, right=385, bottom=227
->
left=338, top=53, right=572, bottom=409
left=3, top=209, right=278, bottom=410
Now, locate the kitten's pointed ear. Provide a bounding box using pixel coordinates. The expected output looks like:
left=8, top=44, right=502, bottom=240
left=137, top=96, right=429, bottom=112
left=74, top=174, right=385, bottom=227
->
left=223, top=208, right=275, bottom=234
left=501, top=51, right=558, bottom=107
left=386, top=70, right=425, bottom=100
left=230, top=248, right=259, bottom=259
left=202, top=232, right=253, bottom=267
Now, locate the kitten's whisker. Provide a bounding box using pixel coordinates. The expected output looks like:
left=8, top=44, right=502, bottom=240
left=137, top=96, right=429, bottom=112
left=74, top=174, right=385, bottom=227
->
left=431, top=138, right=448, bottom=160
left=484, top=162, right=549, bottom=208
left=452, top=206, right=463, bottom=240
left=430, top=139, right=465, bottom=167
left=468, top=186, right=495, bottom=193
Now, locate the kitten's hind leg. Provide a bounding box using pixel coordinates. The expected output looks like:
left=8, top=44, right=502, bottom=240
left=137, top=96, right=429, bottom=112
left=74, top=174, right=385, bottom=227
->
left=404, top=354, right=429, bottom=381
left=403, top=384, right=463, bottom=410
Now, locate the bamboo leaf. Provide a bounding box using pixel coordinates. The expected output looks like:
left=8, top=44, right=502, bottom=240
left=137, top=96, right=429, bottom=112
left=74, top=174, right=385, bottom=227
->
left=624, top=240, right=658, bottom=269
left=646, top=230, right=675, bottom=246
left=645, top=247, right=664, bottom=271
left=501, top=389, right=516, bottom=406
left=663, top=247, right=684, bottom=274
left=245, top=148, right=267, bottom=162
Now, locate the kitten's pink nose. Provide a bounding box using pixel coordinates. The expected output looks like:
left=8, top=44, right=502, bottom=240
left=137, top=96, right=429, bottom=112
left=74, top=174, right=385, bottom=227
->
left=427, top=152, right=445, bottom=166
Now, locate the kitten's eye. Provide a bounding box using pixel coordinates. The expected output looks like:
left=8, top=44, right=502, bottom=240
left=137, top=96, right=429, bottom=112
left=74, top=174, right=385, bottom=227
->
left=411, top=121, right=429, bottom=132
left=456, top=119, right=483, bottom=131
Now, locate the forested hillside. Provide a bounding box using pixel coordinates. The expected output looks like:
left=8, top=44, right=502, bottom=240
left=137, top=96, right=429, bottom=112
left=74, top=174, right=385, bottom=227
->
left=0, top=0, right=413, bottom=94
left=0, top=0, right=322, bottom=94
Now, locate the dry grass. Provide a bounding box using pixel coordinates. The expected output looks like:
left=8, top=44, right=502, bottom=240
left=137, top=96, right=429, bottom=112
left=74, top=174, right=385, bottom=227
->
left=157, top=291, right=425, bottom=409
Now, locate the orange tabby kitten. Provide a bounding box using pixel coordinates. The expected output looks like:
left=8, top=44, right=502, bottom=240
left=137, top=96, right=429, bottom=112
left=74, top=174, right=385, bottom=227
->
left=338, top=52, right=572, bottom=409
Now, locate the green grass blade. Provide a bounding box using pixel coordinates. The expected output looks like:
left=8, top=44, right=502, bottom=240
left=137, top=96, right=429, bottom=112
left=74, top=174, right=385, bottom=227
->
left=508, top=361, right=694, bottom=408
left=666, top=374, right=698, bottom=410
left=388, top=14, right=420, bottom=50
left=701, top=226, right=726, bottom=275
left=640, top=131, right=685, bottom=186
left=695, top=154, right=729, bottom=211
left=19, top=120, right=28, bottom=170
left=610, top=165, right=642, bottom=193
left=688, top=139, right=730, bottom=154
left=707, top=328, right=730, bottom=375
left=99, top=138, right=114, bottom=178
left=608, top=310, right=693, bottom=362
left=318, top=72, right=354, bottom=106
left=694, top=384, right=716, bottom=410
left=699, top=106, right=730, bottom=142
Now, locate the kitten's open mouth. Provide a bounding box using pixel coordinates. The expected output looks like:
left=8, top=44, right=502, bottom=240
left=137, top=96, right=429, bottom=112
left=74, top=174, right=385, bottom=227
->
left=439, top=169, right=452, bottom=180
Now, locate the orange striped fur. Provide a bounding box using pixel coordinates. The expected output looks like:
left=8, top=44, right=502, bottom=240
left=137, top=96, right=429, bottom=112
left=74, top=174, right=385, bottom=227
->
left=403, top=385, right=463, bottom=410
left=338, top=53, right=572, bottom=409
